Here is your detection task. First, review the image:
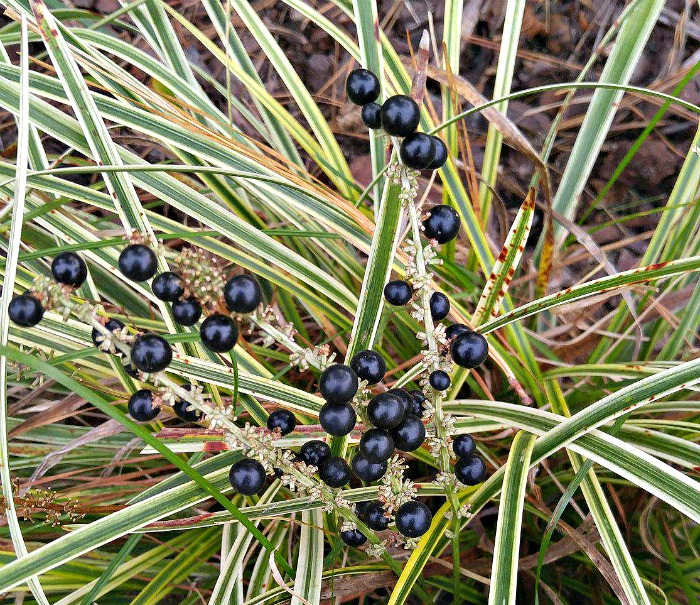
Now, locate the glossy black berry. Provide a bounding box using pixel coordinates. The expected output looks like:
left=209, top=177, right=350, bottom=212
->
left=92, top=318, right=125, bottom=348
left=380, top=94, right=420, bottom=137
left=451, top=331, right=489, bottom=368
left=173, top=397, right=202, bottom=423
left=224, top=274, right=262, bottom=314
left=319, top=456, right=351, bottom=488
left=445, top=323, right=470, bottom=341
left=422, top=205, right=460, bottom=244
left=427, top=136, right=448, bottom=170
left=391, top=415, right=426, bottom=452
left=172, top=297, right=202, bottom=326
left=318, top=364, right=358, bottom=404
left=367, top=392, right=405, bottom=429
left=299, top=440, right=331, bottom=467
left=130, top=334, right=172, bottom=373
left=452, top=434, right=476, bottom=458
left=359, top=428, right=394, bottom=463
left=118, top=244, right=158, bottom=282
left=51, top=252, right=87, bottom=287
left=319, top=402, right=356, bottom=436
left=346, top=68, right=380, bottom=105
left=266, top=409, right=296, bottom=436
left=229, top=458, right=266, bottom=495
left=363, top=501, right=390, bottom=531
left=408, top=390, right=426, bottom=416
left=340, top=528, right=367, bottom=547
left=390, top=388, right=414, bottom=415
left=350, top=349, right=386, bottom=385
left=395, top=501, right=432, bottom=538
left=361, top=102, right=382, bottom=129
left=128, top=389, right=160, bottom=422
left=400, top=132, right=435, bottom=169
left=429, top=370, right=451, bottom=392
left=430, top=292, right=450, bottom=321
left=455, top=455, right=487, bottom=486
left=383, top=280, right=412, bottom=306
left=200, top=314, right=238, bottom=353
left=8, top=294, right=43, bottom=327
left=151, top=272, right=184, bottom=302
left=351, top=451, right=387, bottom=482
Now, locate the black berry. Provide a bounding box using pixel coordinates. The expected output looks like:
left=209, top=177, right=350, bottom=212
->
left=319, top=402, right=356, bottom=436
left=445, top=323, right=470, bottom=341
left=422, top=205, right=460, bottom=244
left=118, top=244, right=157, bottom=282
left=391, top=415, right=426, bottom=452
left=400, top=133, right=435, bottom=169
left=451, top=331, right=489, bottom=368
left=128, top=389, right=160, bottom=422
left=319, top=456, right=351, bottom=488
left=367, top=392, right=405, bottom=429
left=427, top=136, right=448, bottom=170
left=318, top=364, right=358, bottom=404
left=224, top=274, right=262, bottom=314
left=429, top=370, right=451, bottom=392
left=383, top=280, right=412, bottom=306
left=350, top=349, right=386, bottom=385
left=359, top=428, right=394, bottom=463
left=173, top=397, right=202, bottom=423
left=361, top=102, right=382, bottom=129
left=172, top=297, right=202, bottom=326
left=266, top=409, right=296, bottom=436
left=363, top=501, right=390, bottom=531
left=229, top=458, right=266, bottom=495
left=345, top=69, right=380, bottom=105
left=452, top=434, right=476, bottom=458
left=351, top=451, right=387, bottom=482
left=408, top=390, right=426, bottom=416
left=430, top=292, right=450, bottom=321
left=8, top=294, right=43, bottom=327
left=380, top=94, right=420, bottom=137
left=130, top=334, right=172, bottom=373
left=455, top=455, right=487, bottom=486
left=299, top=440, right=331, bottom=467
left=390, top=388, right=414, bottom=415
left=200, top=314, right=238, bottom=352
left=51, top=252, right=87, bottom=287
left=340, top=528, right=367, bottom=547
left=151, top=272, right=184, bottom=302
left=395, top=501, right=432, bottom=538
left=92, top=318, right=125, bottom=348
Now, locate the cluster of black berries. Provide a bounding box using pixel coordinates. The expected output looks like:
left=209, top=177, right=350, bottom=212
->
left=452, top=434, right=487, bottom=486
left=346, top=69, right=447, bottom=171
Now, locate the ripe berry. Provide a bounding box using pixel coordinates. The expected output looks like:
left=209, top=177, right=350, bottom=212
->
left=319, top=456, right=351, bottom=488
left=151, top=272, right=184, bottom=302
left=445, top=323, right=470, bottom=341
left=266, top=409, right=296, bottom=436
left=130, top=334, right=172, bottom=373
left=224, top=274, right=262, bottom=314
left=229, top=458, right=266, bottom=495
left=361, top=102, right=382, bottom=129
left=51, top=252, right=87, bottom=287
left=200, top=314, right=238, bottom=352
left=319, top=364, right=358, bottom=404
left=173, top=398, right=202, bottom=423
left=381, top=94, right=420, bottom=137
left=350, top=349, right=386, bottom=385
left=299, top=440, right=331, bottom=467
left=400, top=133, right=435, bottom=169
left=92, top=318, right=125, bottom=348
left=451, top=331, right=488, bottom=368
left=427, top=136, right=448, bottom=170
left=345, top=68, right=380, bottom=105
left=351, top=451, right=387, bottom=482
left=118, top=244, right=157, bottom=282
left=172, top=297, right=202, bottom=326
left=429, top=370, right=451, bottom=392
left=340, top=528, right=367, bottom=547
left=395, top=501, right=432, bottom=538
left=383, top=280, right=412, bottom=306
left=363, top=501, right=390, bottom=531
left=408, top=390, right=426, bottom=416
left=8, top=294, right=43, bottom=327
left=452, top=434, right=476, bottom=458
left=389, top=388, right=413, bottom=415
left=359, top=428, right=394, bottom=463
left=367, top=392, right=404, bottom=429
left=319, top=402, right=356, bottom=436
left=128, top=389, right=160, bottom=422
left=455, top=455, right=487, bottom=486
left=429, top=292, right=450, bottom=321
left=422, top=205, right=460, bottom=244
left=391, top=415, right=426, bottom=452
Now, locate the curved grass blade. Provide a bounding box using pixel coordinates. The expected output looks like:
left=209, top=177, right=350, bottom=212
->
left=290, top=508, right=324, bottom=605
